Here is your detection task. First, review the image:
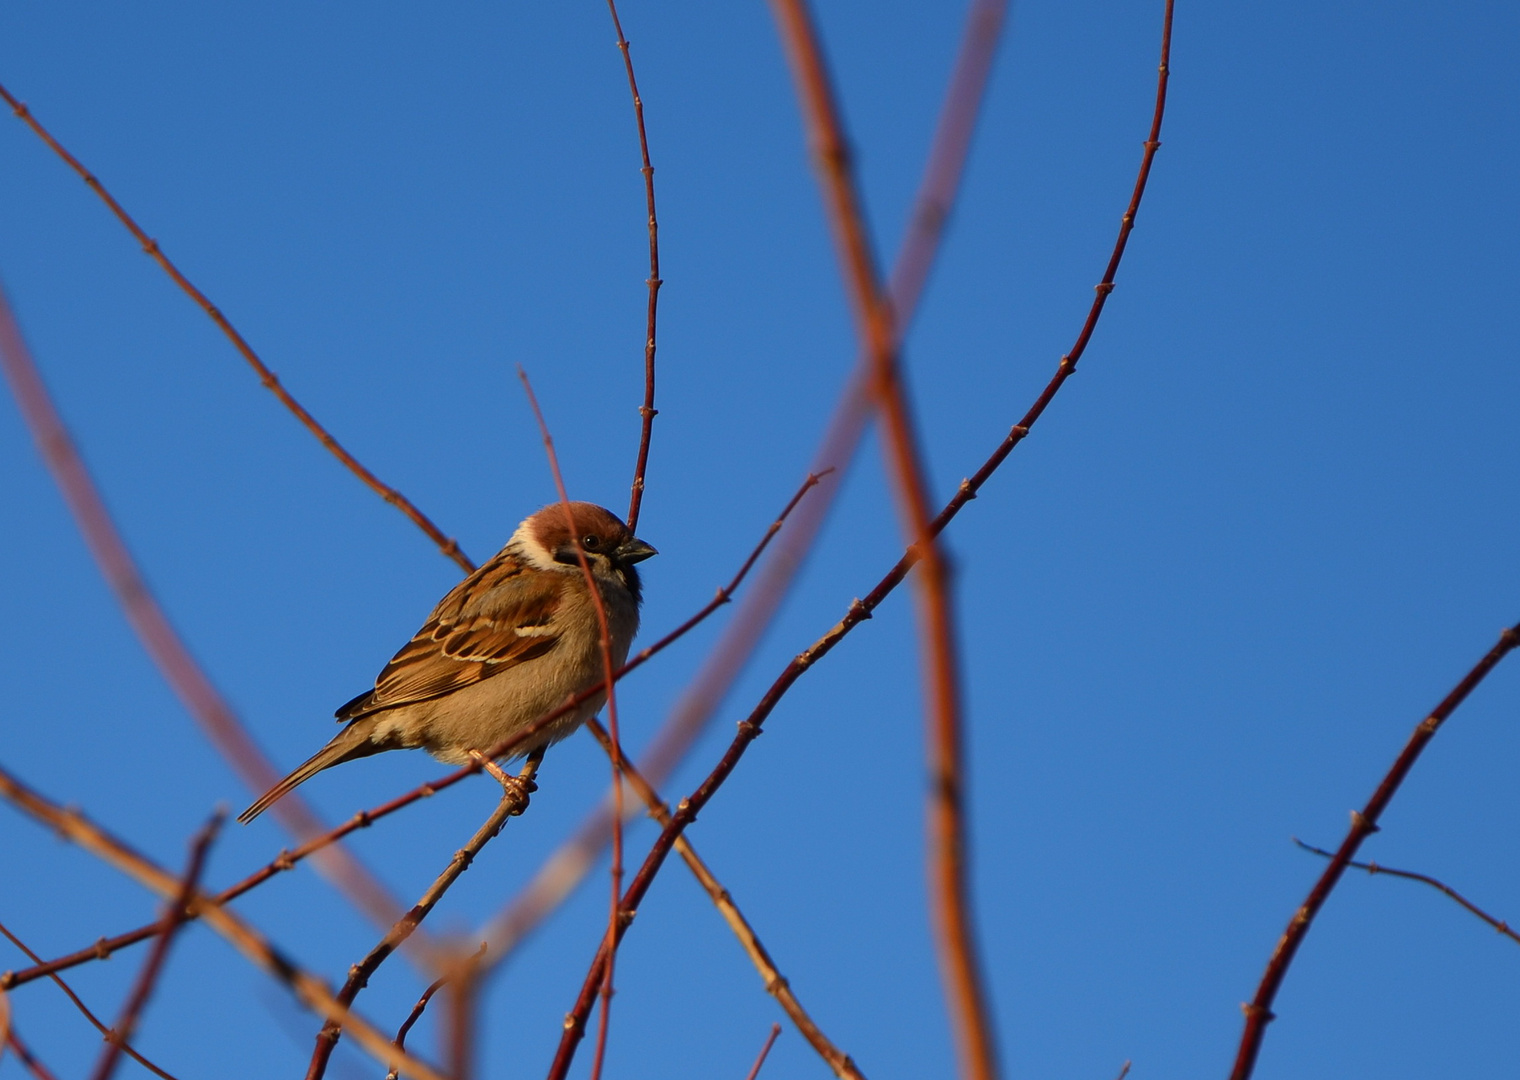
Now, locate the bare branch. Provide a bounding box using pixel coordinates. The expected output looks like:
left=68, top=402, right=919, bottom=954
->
left=1230, top=622, right=1520, bottom=1080
left=765, top=0, right=992, bottom=1072
left=0, top=281, right=413, bottom=938
left=88, top=812, right=223, bottom=1080
left=0, top=79, right=473, bottom=572
left=6, top=1027, right=63, bottom=1080
left=1294, top=839, right=1520, bottom=947
left=601, top=0, right=664, bottom=533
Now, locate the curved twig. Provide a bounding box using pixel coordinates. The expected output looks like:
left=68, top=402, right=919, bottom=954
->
left=1230, top=622, right=1520, bottom=1080
left=0, top=80, right=472, bottom=572
left=602, top=0, right=663, bottom=533
left=1294, top=839, right=1520, bottom=947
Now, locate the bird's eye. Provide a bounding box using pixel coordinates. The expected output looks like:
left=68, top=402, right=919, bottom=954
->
left=582, top=534, right=602, bottom=549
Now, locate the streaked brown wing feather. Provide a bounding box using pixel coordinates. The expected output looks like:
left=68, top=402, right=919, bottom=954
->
left=337, top=548, right=564, bottom=721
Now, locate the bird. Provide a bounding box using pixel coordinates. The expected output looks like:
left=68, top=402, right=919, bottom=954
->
left=238, top=501, right=656, bottom=823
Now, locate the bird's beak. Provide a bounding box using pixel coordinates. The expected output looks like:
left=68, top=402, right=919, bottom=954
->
left=616, top=537, right=659, bottom=564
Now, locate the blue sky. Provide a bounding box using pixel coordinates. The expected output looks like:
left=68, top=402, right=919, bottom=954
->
left=1, top=2, right=1517, bottom=1079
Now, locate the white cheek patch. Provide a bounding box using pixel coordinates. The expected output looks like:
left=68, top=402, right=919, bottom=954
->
left=511, top=518, right=561, bottom=573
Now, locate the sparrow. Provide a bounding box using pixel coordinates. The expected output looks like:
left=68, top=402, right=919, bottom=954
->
left=238, top=501, right=656, bottom=823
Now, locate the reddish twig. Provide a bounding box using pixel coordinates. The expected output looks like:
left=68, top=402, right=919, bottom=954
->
left=477, top=468, right=831, bottom=964
left=383, top=943, right=487, bottom=1080
left=305, top=756, right=540, bottom=1080
left=0, top=764, right=450, bottom=1080
left=744, top=1024, right=783, bottom=1080
left=585, top=719, right=866, bottom=1080
left=767, top=0, right=993, bottom=1074
left=6, top=1027, right=63, bottom=1080
left=1294, top=839, right=1520, bottom=946
left=1114, top=1062, right=1132, bottom=1080
left=516, top=369, right=627, bottom=1080
left=547, top=3, right=1174, bottom=1070
left=88, top=813, right=222, bottom=1080
left=0, top=919, right=181, bottom=1080
left=2, top=471, right=822, bottom=995
left=1229, top=622, right=1520, bottom=1080
left=0, top=282, right=411, bottom=938
left=0, top=80, right=472, bottom=573
left=601, top=0, right=663, bottom=533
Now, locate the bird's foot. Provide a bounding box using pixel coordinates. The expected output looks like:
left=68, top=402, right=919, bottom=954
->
left=469, top=749, right=540, bottom=815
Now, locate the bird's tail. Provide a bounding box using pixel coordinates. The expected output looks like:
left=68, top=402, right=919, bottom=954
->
left=237, top=718, right=382, bottom=824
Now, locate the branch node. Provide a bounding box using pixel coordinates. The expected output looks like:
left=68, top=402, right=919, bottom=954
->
left=1349, top=810, right=1379, bottom=834
left=1240, top=1002, right=1276, bottom=1022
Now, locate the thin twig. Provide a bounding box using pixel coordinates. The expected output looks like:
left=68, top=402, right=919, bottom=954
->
left=602, top=0, right=663, bottom=533
left=515, top=369, right=627, bottom=1080
left=88, top=813, right=223, bottom=1080
left=6, top=1027, right=63, bottom=1080
left=1229, top=622, right=1520, bottom=1080
left=0, top=282, right=411, bottom=939
left=766, top=0, right=992, bottom=1074
left=305, top=756, right=540, bottom=1080
left=0, top=919, right=181, bottom=1080
left=1114, top=1062, right=1132, bottom=1080
left=1294, top=839, right=1520, bottom=946
left=383, top=944, right=486, bottom=1080
left=2, top=471, right=824, bottom=995
left=546, top=3, right=1175, bottom=1069
left=585, top=719, right=866, bottom=1080
left=0, top=764, right=450, bottom=1080
left=478, top=469, right=831, bottom=965
left=744, top=1024, right=783, bottom=1080
left=0, top=80, right=472, bottom=572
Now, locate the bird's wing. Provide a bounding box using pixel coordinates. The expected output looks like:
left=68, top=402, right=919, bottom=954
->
left=336, top=549, right=564, bottom=721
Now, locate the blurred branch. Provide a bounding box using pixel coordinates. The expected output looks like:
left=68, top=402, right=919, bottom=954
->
left=0, top=80, right=473, bottom=572
left=306, top=756, right=539, bottom=1080
left=516, top=369, right=628, bottom=1080
left=383, top=945, right=485, bottom=1080
left=1294, top=839, right=1520, bottom=946
left=585, top=719, right=866, bottom=1080
left=0, top=282, right=414, bottom=940
left=6, top=1027, right=63, bottom=1080
left=1230, top=621, right=1520, bottom=1080
left=478, top=468, right=830, bottom=965
left=88, top=812, right=222, bottom=1080
left=0, top=763, right=451, bottom=1080
left=0, top=918, right=181, bottom=1080
left=765, top=0, right=993, bottom=1075
left=602, top=0, right=663, bottom=533
left=744, top=1024, right=783, bottom=1080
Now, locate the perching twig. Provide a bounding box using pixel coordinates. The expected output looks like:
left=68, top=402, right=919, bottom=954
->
left=1294, top=839, right=1520, bottom=947
left=1229, top=621, right=1520, bottom=1080
left=88, top=812, right=223, bottom=1080
left=0, top=79, right=473, bottom=573
left=602, top=0, right=663, bottom=534
left=0, top=281, right=411, bottom=940
left=0, top=918, right=181, bottom=1080
left=744, top=1024, right=783, bottom=1080
left=584, top=719, right=866, bottom=1080
left=305, top=755, right=541, bottom=1080
left=0, top=764, right=450, bottom=1080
